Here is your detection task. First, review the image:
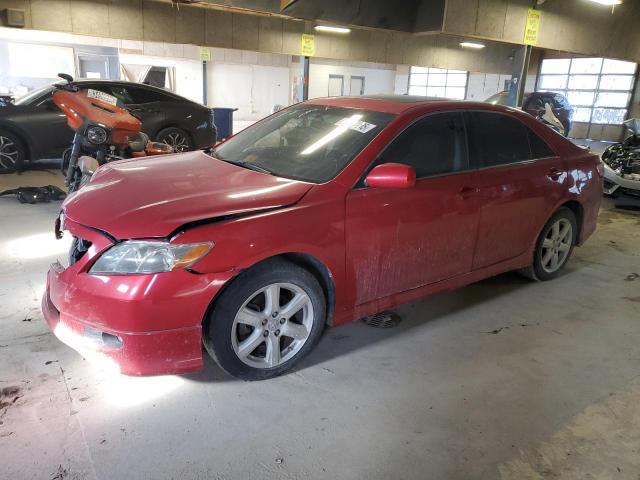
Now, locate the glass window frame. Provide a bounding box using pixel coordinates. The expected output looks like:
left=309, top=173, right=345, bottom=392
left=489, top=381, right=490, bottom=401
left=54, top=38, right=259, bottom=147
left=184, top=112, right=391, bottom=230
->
left=537, top=56, right=637, bottom=128
left=408, top=67, right=469, bottom=100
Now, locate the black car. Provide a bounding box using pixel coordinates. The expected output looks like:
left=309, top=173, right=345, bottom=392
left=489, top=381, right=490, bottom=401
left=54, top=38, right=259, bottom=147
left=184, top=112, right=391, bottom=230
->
left=0, top=80, right=217, bottom=173
left=485, top=91, right=574, bottom=136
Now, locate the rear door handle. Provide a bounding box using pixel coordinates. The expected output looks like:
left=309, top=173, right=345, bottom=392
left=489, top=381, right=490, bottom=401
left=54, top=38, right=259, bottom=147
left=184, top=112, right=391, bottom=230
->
left=547, top=167, right=563, bottom=180
left=458, top=186, right=479, bottom=199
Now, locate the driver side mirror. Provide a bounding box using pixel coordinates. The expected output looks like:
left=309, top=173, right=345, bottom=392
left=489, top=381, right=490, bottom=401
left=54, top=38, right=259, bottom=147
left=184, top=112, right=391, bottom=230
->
left=365, top=163, right=416, bottom=189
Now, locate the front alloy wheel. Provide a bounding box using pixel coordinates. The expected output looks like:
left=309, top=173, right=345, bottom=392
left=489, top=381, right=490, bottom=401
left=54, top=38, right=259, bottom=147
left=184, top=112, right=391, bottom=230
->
left=203, top=258, right=326, bottom=380
left=232, top=283, right=313, bottom=369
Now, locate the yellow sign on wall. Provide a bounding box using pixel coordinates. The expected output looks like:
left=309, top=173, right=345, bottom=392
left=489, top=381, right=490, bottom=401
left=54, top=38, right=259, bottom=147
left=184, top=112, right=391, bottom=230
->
left=300, top=34, right=316, bottom=56
left=198, top=47, right=211, bottom=62
left=523, top=9, right=541, bottom=46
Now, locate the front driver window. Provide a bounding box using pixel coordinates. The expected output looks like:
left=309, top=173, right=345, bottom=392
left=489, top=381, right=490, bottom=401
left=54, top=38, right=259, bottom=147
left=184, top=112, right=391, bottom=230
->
left=371, top=112, right=469, bottom=179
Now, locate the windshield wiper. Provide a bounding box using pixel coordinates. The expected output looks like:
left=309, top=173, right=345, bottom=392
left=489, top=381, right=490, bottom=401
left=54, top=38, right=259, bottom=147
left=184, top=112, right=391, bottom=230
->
left=216, top=157, right=275, bottom=175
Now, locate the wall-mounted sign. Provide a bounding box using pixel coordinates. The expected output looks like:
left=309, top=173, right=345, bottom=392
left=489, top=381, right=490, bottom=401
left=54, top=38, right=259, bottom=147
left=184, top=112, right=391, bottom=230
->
left=523, top=9, right=541, bottom=46
left=300, top=34, right=315, bottom=56
left=198, top=47, right=211, bottom=62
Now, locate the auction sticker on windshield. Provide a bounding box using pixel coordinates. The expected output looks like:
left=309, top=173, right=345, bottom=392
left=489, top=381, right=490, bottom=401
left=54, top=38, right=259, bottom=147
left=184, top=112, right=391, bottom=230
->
left=335, top=117, right=377, bottom=134
left=87, top=89, right=118, bottom=106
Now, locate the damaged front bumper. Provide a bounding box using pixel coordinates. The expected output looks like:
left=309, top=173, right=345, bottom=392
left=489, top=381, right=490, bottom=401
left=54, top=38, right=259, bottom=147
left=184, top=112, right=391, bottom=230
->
left=42, top=217, right=233, bottom=376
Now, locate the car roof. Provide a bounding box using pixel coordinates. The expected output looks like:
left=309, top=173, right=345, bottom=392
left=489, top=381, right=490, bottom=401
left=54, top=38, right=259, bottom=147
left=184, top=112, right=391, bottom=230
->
left=72, top=79, right=189, bottom=101
left=308, top=95, right=522, bottom=115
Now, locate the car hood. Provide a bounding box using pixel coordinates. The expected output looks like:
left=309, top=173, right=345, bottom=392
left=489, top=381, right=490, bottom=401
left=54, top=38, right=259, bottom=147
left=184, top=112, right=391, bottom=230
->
left=63, top=151, right=313, bottom=239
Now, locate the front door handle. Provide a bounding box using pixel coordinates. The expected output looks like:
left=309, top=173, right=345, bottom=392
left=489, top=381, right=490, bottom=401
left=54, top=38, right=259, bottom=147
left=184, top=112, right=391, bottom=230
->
left=458, top=186, right=479, bottom=199
left=547, top=167, right=563, bottom=180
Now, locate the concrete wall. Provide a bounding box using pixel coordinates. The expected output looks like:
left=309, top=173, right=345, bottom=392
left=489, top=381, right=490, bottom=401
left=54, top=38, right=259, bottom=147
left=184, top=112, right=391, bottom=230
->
left=207, top=48, right=291, bottom=120
left=0, top=0, right=517, bottom=74
left=465, top=73, right=512, bottom=101
left=305, top=58, right=396, bottom=99
left=443, top=0, right=640, bottom=63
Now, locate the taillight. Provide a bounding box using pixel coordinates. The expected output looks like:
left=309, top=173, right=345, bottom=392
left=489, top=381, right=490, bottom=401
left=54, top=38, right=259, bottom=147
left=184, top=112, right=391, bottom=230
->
left=596, top=160, right=605, bottom=178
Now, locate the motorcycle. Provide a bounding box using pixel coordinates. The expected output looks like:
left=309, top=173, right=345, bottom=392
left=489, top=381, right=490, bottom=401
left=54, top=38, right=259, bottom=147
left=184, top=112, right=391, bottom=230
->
left=53, top=73, right=173, bottom=192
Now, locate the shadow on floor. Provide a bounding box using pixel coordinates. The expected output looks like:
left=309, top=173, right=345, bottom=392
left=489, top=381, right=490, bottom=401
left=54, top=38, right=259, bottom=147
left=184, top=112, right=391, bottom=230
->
left=186, top=271, right=533, bottom=383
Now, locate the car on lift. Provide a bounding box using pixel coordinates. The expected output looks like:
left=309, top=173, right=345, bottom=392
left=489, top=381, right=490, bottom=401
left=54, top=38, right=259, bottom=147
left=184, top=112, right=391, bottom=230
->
left=486, top=91, right=574, bottom=136
left=43, top=96, right=602, bottom=380
left=0, top=80, right=217, bottom=174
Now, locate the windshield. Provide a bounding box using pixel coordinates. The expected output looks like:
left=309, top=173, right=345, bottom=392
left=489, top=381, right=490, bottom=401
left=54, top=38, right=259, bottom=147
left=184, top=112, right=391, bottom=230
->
left=213, top=104, right=394, bottom=183
left=485, top=91, right=515, bottom=107
left=14, top=85, right=54, bottom=106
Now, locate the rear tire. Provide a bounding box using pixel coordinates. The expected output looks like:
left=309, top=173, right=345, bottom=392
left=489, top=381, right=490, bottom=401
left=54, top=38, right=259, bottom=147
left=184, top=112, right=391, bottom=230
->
left=0, top=130, right=26, bottom=174
left=203, top=258, right=326, bottom=380
left=520, top=207, right=577, bottom=281
left=157, top=127, right=193, bottom=152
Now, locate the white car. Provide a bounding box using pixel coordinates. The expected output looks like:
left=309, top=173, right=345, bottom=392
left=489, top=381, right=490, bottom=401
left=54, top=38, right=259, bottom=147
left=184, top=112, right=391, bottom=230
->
left=602, top=119, right=640, bottom=204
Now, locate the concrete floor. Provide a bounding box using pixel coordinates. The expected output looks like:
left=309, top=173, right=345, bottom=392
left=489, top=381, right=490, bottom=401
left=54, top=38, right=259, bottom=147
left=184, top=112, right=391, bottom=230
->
left=1, top=166, right=640, bottom=480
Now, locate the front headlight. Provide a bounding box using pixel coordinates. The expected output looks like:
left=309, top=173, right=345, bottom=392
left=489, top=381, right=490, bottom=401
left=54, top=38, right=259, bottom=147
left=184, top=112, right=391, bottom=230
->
left=86, top=125, right=108, bottom=145
left=89, top=241, right=213, bottom=275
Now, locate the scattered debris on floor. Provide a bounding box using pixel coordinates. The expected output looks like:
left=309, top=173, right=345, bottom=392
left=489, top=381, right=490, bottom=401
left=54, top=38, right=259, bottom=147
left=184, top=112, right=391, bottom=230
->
left=624, top=273, right=639, bottom=281
left=44, top=360, right=58, bottom=365
left=0, top=185, right=66, bottom=204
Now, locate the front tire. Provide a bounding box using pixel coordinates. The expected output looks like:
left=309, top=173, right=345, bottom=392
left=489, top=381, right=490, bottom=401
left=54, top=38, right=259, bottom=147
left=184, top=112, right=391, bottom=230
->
left=0, top=130, right=26, bottom=174
left=203, top=259, right=326, bottom=380
left=521, top=207, right=577, bottom=281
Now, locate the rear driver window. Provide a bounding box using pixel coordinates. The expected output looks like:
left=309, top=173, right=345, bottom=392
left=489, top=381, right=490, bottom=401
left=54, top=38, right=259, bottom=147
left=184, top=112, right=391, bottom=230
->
left=469, top=112, right=531, bottom=167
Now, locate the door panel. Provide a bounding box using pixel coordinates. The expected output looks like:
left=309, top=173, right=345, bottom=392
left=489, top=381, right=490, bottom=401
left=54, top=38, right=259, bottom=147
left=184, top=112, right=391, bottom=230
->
left=346, top=173, right=479, bottom=305
left=328, top=75, right=344, bottom=97
left=466, top=111, right=566, bottom=270
left=349, top=76, right=365, bottom=95
left=470, top=158, right=565, bottom=269
left=26, top=97, right=72, bottom=157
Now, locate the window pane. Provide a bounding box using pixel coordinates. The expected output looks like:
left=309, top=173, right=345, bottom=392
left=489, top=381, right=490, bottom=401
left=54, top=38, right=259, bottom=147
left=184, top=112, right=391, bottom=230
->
left=568, top=75, right=599, bottom=89
left=426, top=86, right=446, bottom=97
left=470, top=112, right=532, bottom=166
left=573, top=107, right=592, bottom=122
left=447, top=74, right=467, bottom=86
left=427, top=74, right=446, bottom=86
left=376, top=113, right=468, bottom=178
left=567, top=91, right=595, bottom=106
left=445, top=87, right=466, bottom=99
left=602, top=59, right=636, bottom=74
left=408, top=85, right=427, bottom=96
left=541, top=59, right=570, bottom=74
left=570, top=57, right=602, bottom=74
left=428, top=68, right=447, bottom=75
left=529, top=130, right=555, bottom=158
left=410, top=73, right=428, bottom=86
left=595, top=92, right=630, bottom=108
left=591, top=108, right=627, bottom=124
left=411, top=66, right=429, bottom=74
left=539, top=75, right=567, bottom=90
left=599, top=75, right=634, bottom=90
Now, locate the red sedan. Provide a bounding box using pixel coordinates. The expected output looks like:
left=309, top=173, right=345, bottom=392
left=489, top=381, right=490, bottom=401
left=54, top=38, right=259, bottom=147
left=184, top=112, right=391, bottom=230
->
left=43, top=96, right=603, bottom=379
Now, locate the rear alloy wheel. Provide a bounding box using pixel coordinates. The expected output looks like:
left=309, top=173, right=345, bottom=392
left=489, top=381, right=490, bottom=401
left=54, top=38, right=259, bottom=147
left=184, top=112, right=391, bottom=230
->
left=0, top=131, right=25, bottom=174
left=203, top=259, right=326, bottom=380
left=521, top=207, right=577, bottom=281
left=157, top=127, right=193, bottom=152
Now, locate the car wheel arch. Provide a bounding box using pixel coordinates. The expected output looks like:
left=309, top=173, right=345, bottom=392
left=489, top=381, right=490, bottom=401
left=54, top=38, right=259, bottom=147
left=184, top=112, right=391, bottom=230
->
left=155, top=124, right=193, bottom=143
left=201, top=252, right=337, bottom=331
left=0, top=123, right=32, bottom=160
left=559, top=200, right=584, bottom=244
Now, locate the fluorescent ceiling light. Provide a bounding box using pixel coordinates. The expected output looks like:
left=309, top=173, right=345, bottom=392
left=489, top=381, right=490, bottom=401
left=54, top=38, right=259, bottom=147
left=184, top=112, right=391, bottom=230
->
left=587, top=0, right=622, bottom=5
left=460, top=42, right=485, bottom=49
left=314, top=25, right=351, bottom=34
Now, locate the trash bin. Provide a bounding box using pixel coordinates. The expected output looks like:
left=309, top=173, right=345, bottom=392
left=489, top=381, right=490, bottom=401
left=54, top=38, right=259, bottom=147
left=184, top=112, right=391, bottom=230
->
left=212, top=107, right=238, bottom=140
